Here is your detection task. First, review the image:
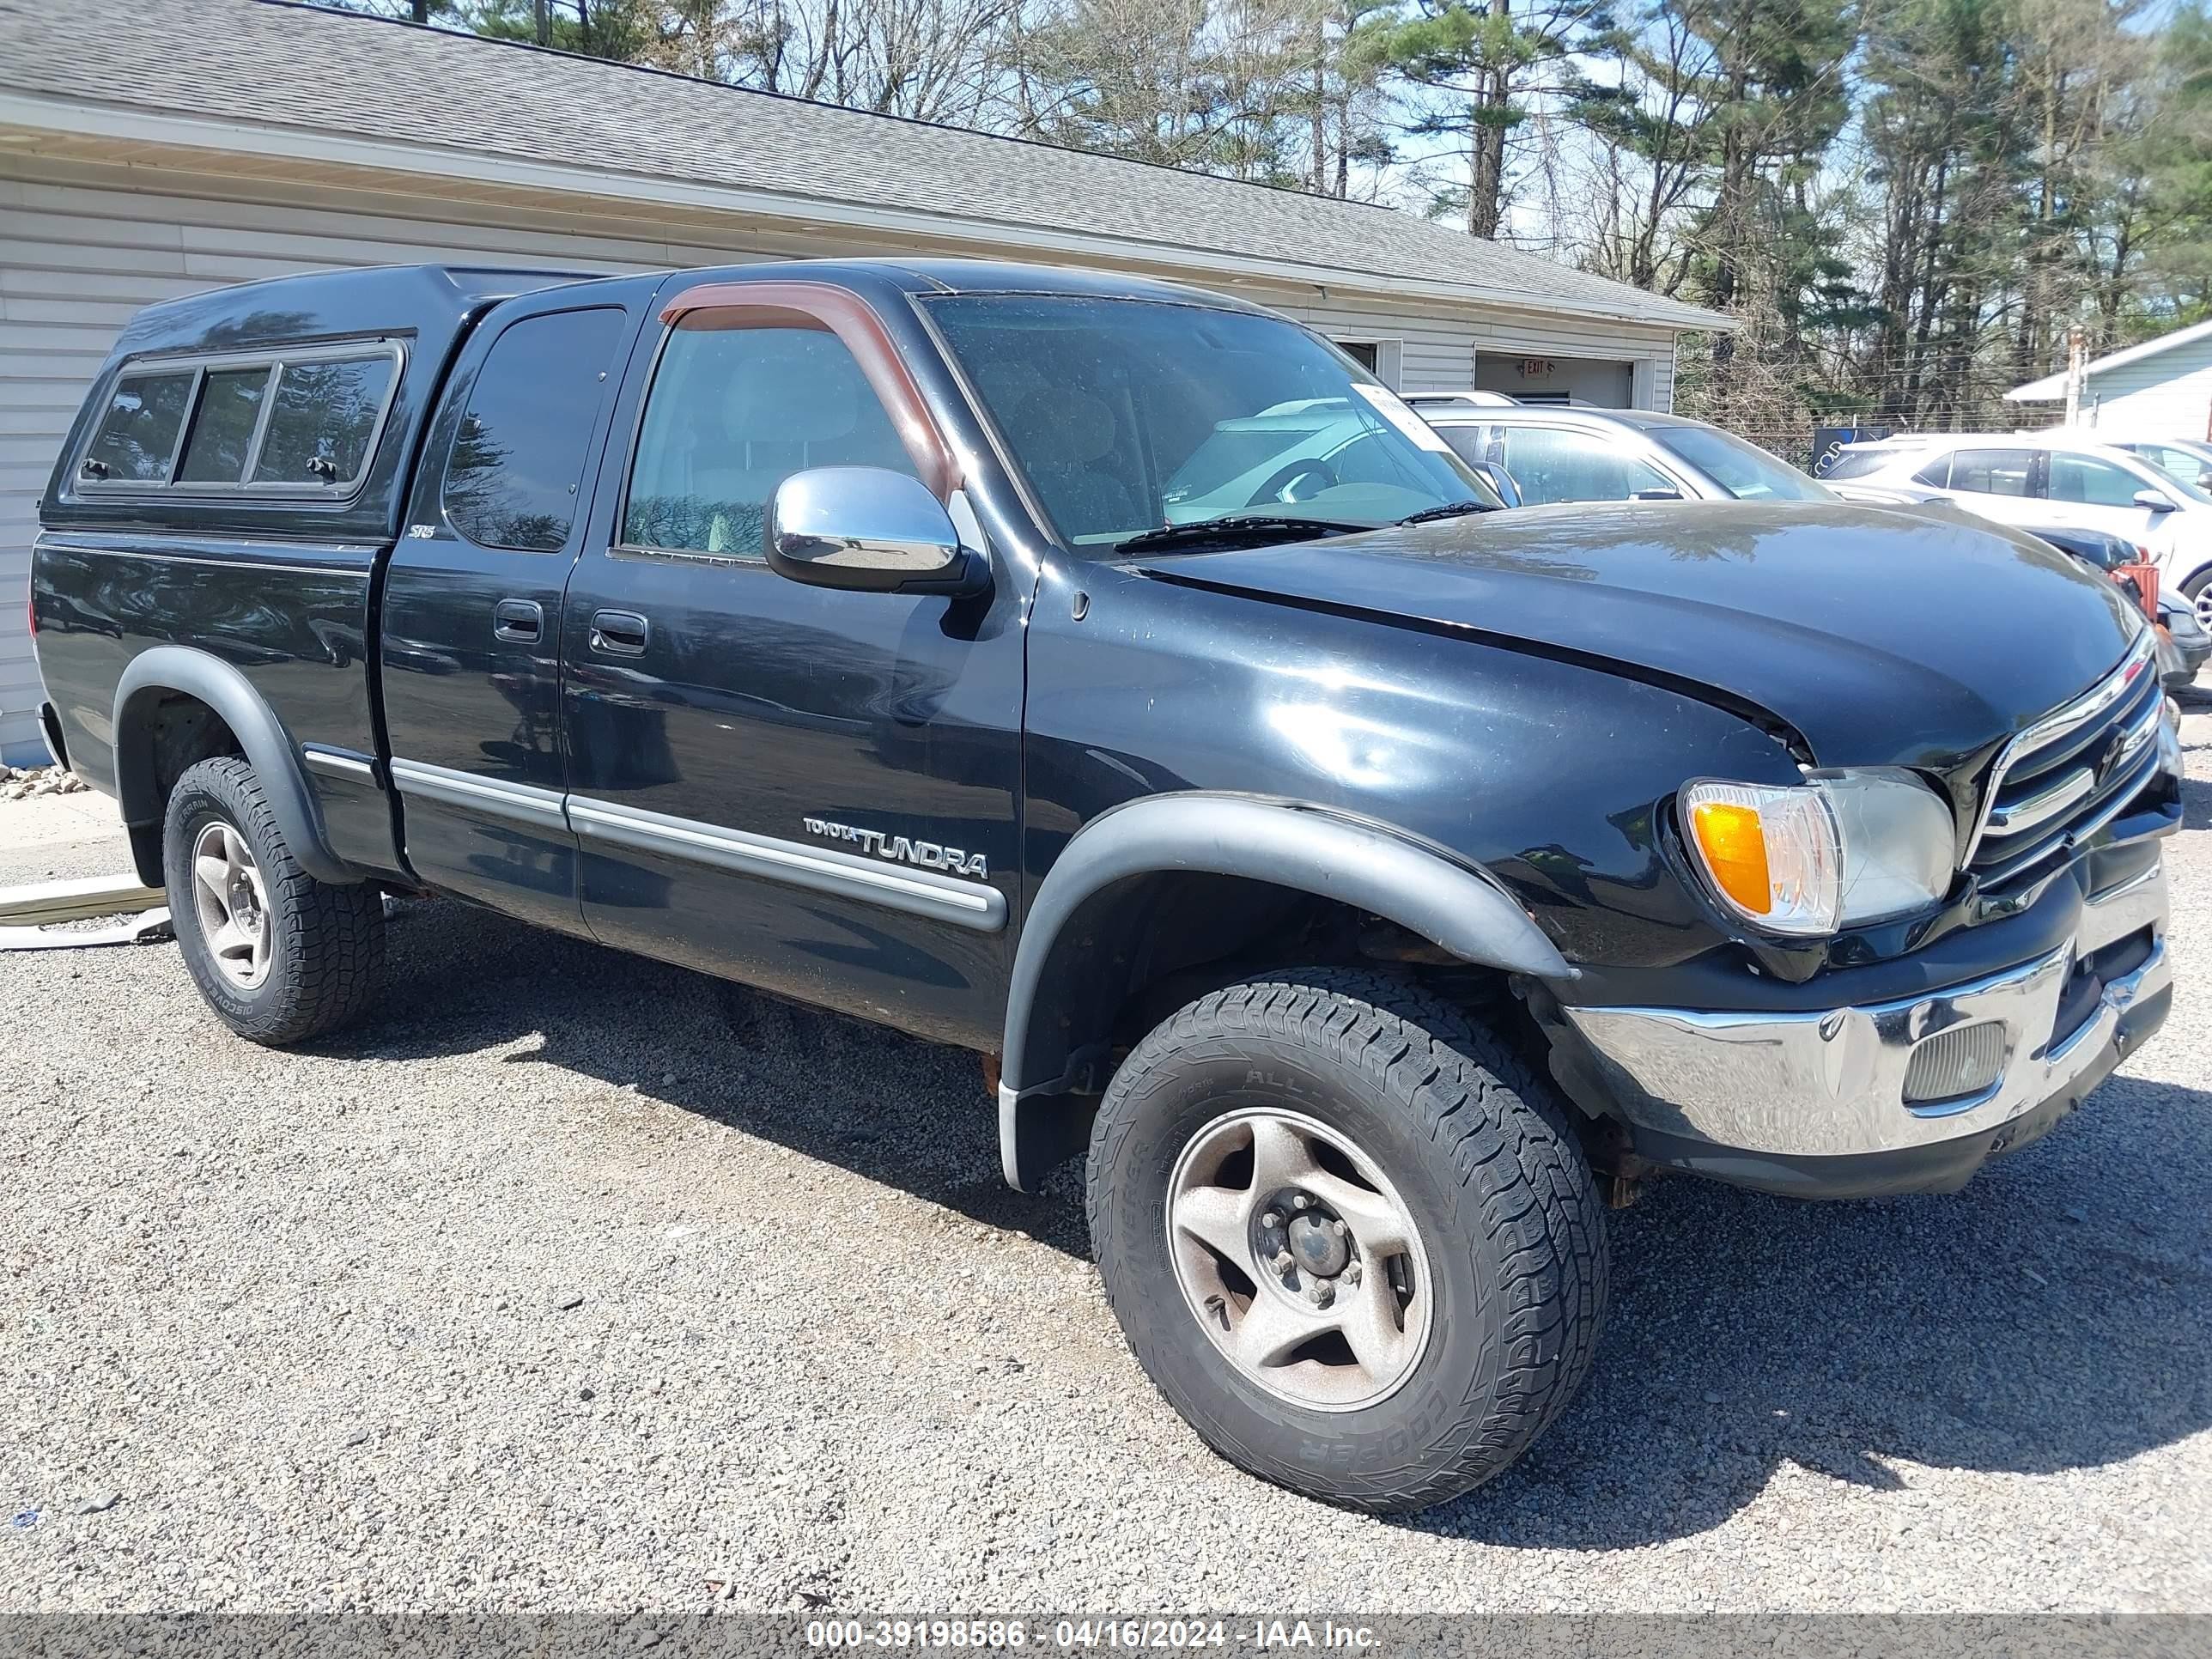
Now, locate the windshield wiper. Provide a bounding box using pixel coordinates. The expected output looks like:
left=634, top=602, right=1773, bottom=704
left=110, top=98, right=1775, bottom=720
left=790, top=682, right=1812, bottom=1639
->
left=1115, top=515, right=1367, bottom=555
left=1395, top=500, right=1499, bottom=526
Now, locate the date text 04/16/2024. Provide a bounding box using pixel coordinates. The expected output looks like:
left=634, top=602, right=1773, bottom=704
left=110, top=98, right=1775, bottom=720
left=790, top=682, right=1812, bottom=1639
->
left=804, top=1621, right=1379, bottom=1650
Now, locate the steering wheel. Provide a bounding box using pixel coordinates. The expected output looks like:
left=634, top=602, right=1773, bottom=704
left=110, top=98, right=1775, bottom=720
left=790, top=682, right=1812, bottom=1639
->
left=1250, top=457, right=1340, bottom=507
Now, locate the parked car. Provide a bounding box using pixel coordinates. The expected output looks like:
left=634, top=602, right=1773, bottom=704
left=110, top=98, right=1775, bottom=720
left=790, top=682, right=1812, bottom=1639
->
left=31, top=260, right=2182, bottom=1515
left=2021, top=523, right=2161, bottom=614
left=1414, top=403, right=1834, bottom=506
left=1824, top=433, right=2212, bottom=628
left=2158, top=593, right=2210, bottom=690
left=2020, top=524, right=2199, bottom=692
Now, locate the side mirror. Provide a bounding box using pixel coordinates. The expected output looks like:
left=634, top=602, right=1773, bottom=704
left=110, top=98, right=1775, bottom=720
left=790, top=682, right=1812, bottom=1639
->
left=2134, top=489, right=2177, bottom=514
left=1471, top=462, right=1522, bottom=509
left=767, top=466, right=987, bottom=594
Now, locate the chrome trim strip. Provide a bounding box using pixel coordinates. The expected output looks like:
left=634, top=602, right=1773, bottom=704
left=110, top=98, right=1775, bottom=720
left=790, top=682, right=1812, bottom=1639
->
left=1982, top=765, right=2094, bottom=838
left=388, top=759, right=568, bottom=831
left=1962, top=632, right=2158, bottom=867
left=301, top=746, right=377, bottom=785
left=568, top=797, right=1006, bottom=933
left=1564, top=859, right=2169, bottom=1158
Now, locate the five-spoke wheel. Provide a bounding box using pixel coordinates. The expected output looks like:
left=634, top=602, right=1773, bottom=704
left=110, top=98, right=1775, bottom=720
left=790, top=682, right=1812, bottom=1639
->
left=190, top=819, right=274, bottom=991
left=1166, top=1109, right=1431, bottom=1410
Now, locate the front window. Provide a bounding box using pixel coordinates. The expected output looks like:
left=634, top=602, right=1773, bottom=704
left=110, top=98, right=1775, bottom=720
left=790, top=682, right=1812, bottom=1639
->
left=2049, top=452, right=2152, bottom=508
left=2115, top=443, right=2212, bottom=501
left=922, top=295, right=1495, bottom=549
left=1495, top=423, right=1677, bottom=504
left=1644, top=424, right=1830, bottom=501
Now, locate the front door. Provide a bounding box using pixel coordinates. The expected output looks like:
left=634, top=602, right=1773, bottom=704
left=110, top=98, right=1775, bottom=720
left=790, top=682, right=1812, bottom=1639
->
left=2042, top=449, right=2176, bottom=550
left=559, top=284, right=1025, bottom=1048
left=380, top=286, right=649, bottom=930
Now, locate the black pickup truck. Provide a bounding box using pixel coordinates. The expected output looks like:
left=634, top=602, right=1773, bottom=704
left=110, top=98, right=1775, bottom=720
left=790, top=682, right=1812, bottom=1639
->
left=31, top=259, right=2182, bottom=1512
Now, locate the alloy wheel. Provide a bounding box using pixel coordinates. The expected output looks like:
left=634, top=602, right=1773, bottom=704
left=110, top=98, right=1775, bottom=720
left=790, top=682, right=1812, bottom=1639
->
left=191, top=820, right=273, bottom=991
left=1165, top=1108, right=1433, bottom=1412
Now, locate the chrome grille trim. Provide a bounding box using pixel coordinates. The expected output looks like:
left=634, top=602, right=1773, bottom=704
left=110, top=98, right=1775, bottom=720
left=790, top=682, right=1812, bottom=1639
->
left=1960, top=632, right=2159, bottom=872
left=1981, top=765, right=2094, bottom=840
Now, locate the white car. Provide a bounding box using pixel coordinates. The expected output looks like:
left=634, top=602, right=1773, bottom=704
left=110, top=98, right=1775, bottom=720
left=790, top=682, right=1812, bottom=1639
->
left=1414, top=404, right=1834, bottom=506
left=1823, top=434, right=2212, bottom=626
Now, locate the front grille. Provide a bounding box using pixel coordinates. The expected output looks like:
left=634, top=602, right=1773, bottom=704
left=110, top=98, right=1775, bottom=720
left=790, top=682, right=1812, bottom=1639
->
left=1903, top=1019, right=2008, bottom=1106
left=1967, top=638, right=2165, bottom=890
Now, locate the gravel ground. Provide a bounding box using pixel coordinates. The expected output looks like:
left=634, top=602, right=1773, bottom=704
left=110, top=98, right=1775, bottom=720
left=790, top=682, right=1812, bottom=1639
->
left=2, top=708, right=2209, bottom=1615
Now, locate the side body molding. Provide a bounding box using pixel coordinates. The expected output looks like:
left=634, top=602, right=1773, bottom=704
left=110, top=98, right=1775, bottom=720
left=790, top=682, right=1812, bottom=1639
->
left=996, top=793, right=1575, bottom=1188
left=112, top=646, right=356, bottom=887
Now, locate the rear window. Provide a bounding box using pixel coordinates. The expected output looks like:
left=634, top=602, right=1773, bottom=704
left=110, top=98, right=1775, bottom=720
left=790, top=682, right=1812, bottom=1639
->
left=82, top=371, right=195, bottom=483
left=252, top=356, right=395, bottom=486
left=1949, top=448, right=2037, bottom=497
left=443, top=307, right=627, bottom=552
left=76, top=342, right=400, bottom=495
left=175, top=367, right=271, bottom=484
left=1812, top=450, right=1887, bottom=481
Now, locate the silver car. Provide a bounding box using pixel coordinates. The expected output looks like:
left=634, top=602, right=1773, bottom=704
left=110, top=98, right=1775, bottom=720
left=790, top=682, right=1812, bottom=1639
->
left=1413, top=404, right=1834, bottom=507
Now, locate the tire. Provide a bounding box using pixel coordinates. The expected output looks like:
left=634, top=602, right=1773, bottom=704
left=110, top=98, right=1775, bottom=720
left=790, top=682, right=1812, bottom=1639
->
left=162, top=756, right=385, bottom=1045
left=1086, top=968, right=1607, bottom=1514
left=2185, top=566, right=2212, bottom=634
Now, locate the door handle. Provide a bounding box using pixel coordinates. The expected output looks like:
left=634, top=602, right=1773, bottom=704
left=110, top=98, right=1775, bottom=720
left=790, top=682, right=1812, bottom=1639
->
left=590, top=609, right=650, bottom=656
left=492, top=599, right=543, bottom=643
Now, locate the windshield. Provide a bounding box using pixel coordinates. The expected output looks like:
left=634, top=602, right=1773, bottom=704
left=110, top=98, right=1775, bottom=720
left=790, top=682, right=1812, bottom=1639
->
left=1646, top=424, right=1832, bottom=501
left=923, top=295, right=1498, bottom=549
left=2118, top=441, right=2212, bottom=501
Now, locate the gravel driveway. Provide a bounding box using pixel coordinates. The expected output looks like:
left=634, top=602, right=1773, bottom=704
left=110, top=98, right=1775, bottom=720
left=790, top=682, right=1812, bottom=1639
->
left=3, top=709, right=2209, bottom=1615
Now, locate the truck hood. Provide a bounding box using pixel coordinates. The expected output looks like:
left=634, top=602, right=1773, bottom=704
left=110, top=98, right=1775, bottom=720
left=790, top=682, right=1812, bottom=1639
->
left=1128, top=501, right=2144, bottom=768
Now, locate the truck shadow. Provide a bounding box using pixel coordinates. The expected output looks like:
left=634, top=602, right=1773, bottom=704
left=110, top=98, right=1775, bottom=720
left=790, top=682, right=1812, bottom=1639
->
left=321, top=889, right=2211, bottom=1547
left=1415, top=1066, right=2212, bottom=1547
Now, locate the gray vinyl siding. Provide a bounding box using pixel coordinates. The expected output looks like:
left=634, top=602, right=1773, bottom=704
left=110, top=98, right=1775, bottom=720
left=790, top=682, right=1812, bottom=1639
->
left=2086, top=338, right=2212, bottom=438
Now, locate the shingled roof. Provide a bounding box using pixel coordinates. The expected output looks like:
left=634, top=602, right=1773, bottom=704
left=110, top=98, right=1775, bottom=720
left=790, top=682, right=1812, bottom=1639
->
left=0, top=0, right=1725, bottom=331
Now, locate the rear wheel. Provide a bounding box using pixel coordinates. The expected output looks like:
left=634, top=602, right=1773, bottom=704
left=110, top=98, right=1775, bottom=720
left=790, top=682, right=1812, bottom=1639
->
left=162, top=757, right=385, bottom=1044
left=1086, top=969, right=1607, bottom=1513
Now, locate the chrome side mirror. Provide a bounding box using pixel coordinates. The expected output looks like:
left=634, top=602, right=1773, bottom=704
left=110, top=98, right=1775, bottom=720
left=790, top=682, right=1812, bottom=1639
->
left=767, top=466, right=986, bottom=594
left=2133, top=489, right=2177, bottom=514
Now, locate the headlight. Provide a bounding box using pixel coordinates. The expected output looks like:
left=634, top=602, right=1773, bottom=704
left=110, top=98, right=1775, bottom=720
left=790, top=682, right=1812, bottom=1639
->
left=1681, top=770, right=1954, bottom=936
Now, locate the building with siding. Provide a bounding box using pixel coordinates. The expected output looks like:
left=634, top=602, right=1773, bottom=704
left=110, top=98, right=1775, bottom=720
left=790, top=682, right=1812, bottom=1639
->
left=2007, top=319, right=2212, bottom=440
left=0, top=0, right=1724, bottom=764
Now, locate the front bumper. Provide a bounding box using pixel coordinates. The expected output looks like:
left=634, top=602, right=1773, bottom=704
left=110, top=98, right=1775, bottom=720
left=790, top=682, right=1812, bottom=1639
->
left=1557, top=862, right=2172, bottom=1197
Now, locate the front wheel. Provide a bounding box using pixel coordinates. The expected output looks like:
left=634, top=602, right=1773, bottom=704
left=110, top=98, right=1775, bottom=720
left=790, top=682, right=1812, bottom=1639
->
left=163, top=756, right=386, bottom=1045
left=1086, top=969, right=1607, bottom=1513
left=2185, top=566, right=2212, bottom=635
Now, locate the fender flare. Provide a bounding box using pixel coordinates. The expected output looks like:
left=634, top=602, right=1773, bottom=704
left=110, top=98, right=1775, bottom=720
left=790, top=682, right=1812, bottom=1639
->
left=112, top=647, right=356, bottom=887
left=996, top=793, right=1574, bottom=1188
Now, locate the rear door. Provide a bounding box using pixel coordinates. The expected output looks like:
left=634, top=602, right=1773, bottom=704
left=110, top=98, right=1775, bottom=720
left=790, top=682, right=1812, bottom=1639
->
left=380, top=283, right=651, bottom=929
left=1927, top=446, right=2042, bottom=531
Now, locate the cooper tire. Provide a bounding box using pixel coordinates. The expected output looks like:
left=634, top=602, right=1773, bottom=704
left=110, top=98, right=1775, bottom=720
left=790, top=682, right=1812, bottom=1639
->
left=1086, top=969, right=1607, bottom=1513
left=162, top=756, right=385, bottom=1045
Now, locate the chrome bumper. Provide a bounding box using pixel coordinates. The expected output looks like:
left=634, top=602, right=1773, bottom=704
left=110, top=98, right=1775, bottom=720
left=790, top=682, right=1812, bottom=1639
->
left=1564, top=864, right=2171, bottom=1160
